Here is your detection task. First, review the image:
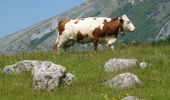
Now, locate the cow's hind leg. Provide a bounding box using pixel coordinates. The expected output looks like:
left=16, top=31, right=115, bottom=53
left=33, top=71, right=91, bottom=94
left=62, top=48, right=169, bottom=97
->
left=53, top=39, right=59, bottom=50
left=56, top=35, right=68, bottom=51
left=105, top=37, right=117, bottom=50
left=93, top=28, right=101, bottom=51
left=63, top=39, right=75, bottom=51
left=93, top=37, right=99, bottom=51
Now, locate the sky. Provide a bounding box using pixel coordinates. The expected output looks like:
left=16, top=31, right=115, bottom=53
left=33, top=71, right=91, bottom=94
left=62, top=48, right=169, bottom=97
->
left=0, top=0, right=84, bottom=38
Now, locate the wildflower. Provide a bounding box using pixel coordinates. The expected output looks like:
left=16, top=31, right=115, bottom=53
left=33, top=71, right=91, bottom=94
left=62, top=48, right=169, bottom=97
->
left=112, top=96, right=116, bottom=100
left=104, top=94, right=109, bottom=100
left=126, top=93, right=129, bottom=96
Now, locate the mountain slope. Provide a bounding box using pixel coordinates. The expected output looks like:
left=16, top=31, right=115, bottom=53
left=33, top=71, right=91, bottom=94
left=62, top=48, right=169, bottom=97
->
left=0, top=0, right=170, bottom=53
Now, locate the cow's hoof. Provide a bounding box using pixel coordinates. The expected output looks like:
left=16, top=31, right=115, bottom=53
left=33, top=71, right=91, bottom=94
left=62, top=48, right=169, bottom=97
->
left=110, top=46, right=115, bottom=51
left=52, top=44, right=58, bottom=50
left=52, top=46, right=57, bottom=50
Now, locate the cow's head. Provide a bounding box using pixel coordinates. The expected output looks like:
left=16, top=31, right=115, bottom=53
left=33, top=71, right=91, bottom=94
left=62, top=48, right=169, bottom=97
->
left=120, top=15, right=135, bottom=32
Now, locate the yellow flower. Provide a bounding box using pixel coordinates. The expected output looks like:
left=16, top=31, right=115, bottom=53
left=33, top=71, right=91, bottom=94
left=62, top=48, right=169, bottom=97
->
left=112, top=96, right=116, bottom=100
left=126, top=93, right=129, bottom=96
left=104, top=94, right=109, bottom=100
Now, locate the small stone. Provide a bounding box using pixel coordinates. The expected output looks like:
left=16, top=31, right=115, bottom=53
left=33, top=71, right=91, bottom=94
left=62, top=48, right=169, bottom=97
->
left=140, top=62, right=147, bottom=69
left=62, top=73, right=76, bottom=85
left=104, top=72, right=141, bottom=88
left=121, top=96, right=140, bottom=100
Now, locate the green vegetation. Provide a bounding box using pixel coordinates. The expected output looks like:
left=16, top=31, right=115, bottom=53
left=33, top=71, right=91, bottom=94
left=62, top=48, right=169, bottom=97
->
left=0, top=44, right=170, bottom=100
left=152, top=35, right=170, bottom=46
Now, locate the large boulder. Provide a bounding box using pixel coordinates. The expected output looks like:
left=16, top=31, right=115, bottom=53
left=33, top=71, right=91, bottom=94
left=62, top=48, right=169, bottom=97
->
left=2, top=60, right=76, bottom=90
left=32, top=62, right=76, bottom=90
left=104, top=72, right=141, bottom=88
left=104, top=58, right=137, bottom=72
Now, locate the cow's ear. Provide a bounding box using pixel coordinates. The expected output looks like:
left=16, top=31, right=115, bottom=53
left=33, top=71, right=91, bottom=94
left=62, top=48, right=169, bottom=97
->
left=120, top=18, right=124, bottom=24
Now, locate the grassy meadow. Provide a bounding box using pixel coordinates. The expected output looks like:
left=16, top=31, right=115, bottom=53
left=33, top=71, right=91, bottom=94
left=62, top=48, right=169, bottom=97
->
left=0, top=44, right=170, bottom=100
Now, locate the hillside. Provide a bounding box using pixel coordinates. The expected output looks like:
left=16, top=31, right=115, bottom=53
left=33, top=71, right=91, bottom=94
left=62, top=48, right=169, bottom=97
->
left=0, top=0, right=170, bottom=53
left=0, top=44, right=170, bottom=100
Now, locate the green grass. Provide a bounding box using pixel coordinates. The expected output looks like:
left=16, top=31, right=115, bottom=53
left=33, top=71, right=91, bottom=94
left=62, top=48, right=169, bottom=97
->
left=0, top=44, right=170, bottom=100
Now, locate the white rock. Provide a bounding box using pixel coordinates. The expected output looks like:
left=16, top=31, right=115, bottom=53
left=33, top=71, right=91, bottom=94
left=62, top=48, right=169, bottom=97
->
left=140, top=62, right=147, bottom=69
left=2, top=60, right=38, bottom=74
left=104, top=58, right=137, bottom=72
left=104, top=72, right=141, bottom=88
left=121, top=96, right=140, bottom=100
left=32, top=62, right=67, bottom=90
left=62, top=73, right=76, bottom=85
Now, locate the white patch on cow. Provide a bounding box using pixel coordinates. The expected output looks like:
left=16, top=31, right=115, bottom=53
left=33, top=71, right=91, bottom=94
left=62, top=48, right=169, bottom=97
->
left=121, top=15, right=135, bottom=32
left=63, top=17, right=111, bottom=39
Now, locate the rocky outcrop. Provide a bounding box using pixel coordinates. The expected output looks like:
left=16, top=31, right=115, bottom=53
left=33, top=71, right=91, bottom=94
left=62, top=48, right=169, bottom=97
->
left=2, top=60, right=76, bottom=90
left=104, top=58, right=137, bottom=72
left=104, top=72, right=141, bottom=88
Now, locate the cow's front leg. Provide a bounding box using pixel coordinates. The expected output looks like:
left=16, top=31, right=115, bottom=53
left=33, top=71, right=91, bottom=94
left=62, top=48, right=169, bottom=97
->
left=93, top=28, right=101, bottom=51
left=106, top=37, right=117, bottom=50
left=93, top=37, right=99, bottom=51
left=109, top=44, right=115, bottom=50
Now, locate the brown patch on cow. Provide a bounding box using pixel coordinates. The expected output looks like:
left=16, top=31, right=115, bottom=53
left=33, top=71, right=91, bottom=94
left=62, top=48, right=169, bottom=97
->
left=58, top=18, right=70, bottom=35
left=101, top=17, right=122, bottom=37
left=74, top=20, right=79, bottom=24
left=77, top=31, right=88, bottom=41
left=92, top=17, right=121, bottom=38
left=93, top=17, right=96, bottom=20
left=92, top=17, right=122, bottom=50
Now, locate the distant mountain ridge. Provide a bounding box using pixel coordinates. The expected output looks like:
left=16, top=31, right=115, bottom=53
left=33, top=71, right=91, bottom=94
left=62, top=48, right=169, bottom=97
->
left=0, top=0, right=170, bottom=53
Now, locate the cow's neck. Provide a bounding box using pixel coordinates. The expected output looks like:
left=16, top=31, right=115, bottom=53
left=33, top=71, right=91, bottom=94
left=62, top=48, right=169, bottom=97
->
left=119, top=26, right=124, bottom=36
left=118, top=17, right=124, bottom=36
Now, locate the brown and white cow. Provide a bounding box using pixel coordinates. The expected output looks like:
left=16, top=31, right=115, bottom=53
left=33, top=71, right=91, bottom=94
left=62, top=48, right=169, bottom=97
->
left=53, top=15, right=135, bottom=51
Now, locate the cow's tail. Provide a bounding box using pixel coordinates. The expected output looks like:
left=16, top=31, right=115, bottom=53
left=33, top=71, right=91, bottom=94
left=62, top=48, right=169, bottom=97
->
left=53, top=29, right=60, bottom=50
